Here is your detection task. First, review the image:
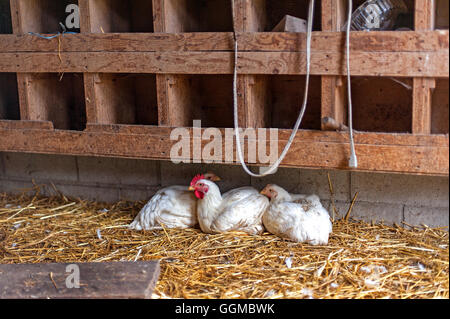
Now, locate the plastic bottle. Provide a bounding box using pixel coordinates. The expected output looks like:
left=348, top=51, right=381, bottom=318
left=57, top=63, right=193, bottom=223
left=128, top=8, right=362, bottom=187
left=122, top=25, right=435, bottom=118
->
left=343, top=0, right=409, bottom=31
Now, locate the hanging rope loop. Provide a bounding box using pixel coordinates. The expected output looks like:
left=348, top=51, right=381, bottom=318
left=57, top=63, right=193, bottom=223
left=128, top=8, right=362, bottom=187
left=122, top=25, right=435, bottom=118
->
left=232, top=0, right=316, bottom=177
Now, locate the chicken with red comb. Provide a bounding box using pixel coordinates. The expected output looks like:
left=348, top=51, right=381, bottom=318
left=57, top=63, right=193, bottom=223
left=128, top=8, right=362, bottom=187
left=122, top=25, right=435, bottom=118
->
left=129, top=172, right=220, bottom=230
left=189, top=178, right=268, bottom=235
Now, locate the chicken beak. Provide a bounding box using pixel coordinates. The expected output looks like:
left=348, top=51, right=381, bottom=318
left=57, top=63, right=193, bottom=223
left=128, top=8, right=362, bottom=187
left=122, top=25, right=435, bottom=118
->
left=188, top=186, right=195, bottom=191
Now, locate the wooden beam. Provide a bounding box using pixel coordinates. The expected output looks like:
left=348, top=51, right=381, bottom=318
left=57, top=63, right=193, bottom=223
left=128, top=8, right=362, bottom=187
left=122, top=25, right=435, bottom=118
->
left=9, top=0, right=31, bottom=122
left=0, top=261, right=160, bottom=299
left=413, top=78, right=436, bottom=134
left=0, top=125, right=447, bottom=176
left=0, top=31, right=447, bottom=53
left=413, top=0, right=436, bottom=134
left=0, top=50, right=446, bottom=77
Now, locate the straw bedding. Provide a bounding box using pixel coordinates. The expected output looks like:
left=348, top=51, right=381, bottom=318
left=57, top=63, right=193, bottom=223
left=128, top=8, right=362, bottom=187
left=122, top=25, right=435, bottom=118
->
left=0, top=188, right=448, bottom=299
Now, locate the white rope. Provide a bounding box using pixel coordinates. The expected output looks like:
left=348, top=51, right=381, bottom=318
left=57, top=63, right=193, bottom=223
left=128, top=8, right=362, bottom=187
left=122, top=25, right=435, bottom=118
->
left=346, top=0, right=358, bottom=168
left=232, top=0, right=316, bottom=177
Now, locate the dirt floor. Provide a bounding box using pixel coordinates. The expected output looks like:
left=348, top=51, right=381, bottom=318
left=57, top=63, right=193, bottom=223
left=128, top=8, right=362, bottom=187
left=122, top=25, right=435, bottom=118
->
left=0, top=190, right=448, bottom=299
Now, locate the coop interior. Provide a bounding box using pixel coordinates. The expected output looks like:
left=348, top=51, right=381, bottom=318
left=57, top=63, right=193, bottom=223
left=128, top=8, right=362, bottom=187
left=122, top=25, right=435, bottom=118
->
left=91, top=73, right=158, bottom=126
left=0, top=0, right=448, bottom=300
left=0, top=73, right=19, bottom=121
left=22, top=73, right=86, bottom=131
left=0, top=0, right=12, bottom=34
left=15, top=0, right=80, bottom=33
left=246, top=75, right=322, bottom=130
left=87, top=0, right=154, bottom=33
left=351, top=77, right=413, bottom=133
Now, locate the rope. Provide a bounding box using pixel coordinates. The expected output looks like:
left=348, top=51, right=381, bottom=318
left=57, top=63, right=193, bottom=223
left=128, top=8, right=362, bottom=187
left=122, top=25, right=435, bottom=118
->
left=346, top=0, right=358, bottom=168
left=232, top=0, right=316, bottom=177
left=27, top=31, right=77, bottom=40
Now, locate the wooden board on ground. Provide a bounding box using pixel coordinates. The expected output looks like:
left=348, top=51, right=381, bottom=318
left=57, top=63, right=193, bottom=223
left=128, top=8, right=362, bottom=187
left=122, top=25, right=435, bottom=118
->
left=0, top=261, right=160, bottom=299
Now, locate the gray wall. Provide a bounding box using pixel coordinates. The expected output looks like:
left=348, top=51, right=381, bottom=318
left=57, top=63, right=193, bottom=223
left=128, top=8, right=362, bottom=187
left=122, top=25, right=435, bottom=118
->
left=0, top=152, right=448, bottom=228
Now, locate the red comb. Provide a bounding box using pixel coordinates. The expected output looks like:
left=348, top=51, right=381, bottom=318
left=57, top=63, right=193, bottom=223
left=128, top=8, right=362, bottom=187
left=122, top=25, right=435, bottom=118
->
left=190, top=174, right=205, bottom=186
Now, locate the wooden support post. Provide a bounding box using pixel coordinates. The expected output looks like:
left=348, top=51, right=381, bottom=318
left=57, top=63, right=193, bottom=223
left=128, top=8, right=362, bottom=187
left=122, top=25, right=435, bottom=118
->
left=153, top=0, right=178, bottom=126
left=321, top=0, right=347, bottom=131
left=0, top=261, right=160, bottom=299
left=79, top=0, right=96, bottom=125
left=413, top=0, right=436, bottom=134
left=9, top=0, right=30, bottom=121
left=241, top=0, right=269, bottom=128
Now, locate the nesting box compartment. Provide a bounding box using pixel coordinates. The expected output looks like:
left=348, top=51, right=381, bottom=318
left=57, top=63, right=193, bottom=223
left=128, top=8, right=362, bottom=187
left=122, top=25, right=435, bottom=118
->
left=0, top=73, right=20, bottom=120
left=87, top=0, right=154, bottom=33
left=164, top=74, right=234, bottom=128
left=246, top=75, right=322, bottom=130
left=351, top=77, right=413, bottom=133
left=14, top=0, right=79, bottom=33
left=161, top=0, right=233, bottom=32
left=92, top=73, right=158, bottom=126
left=23, top=73, right=86, bottom=131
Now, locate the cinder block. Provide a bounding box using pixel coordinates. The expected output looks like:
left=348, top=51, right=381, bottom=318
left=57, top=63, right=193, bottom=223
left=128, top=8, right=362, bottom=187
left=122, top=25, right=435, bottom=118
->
left=161, top=161, right=251, bottom=193
left=404, top=206, right=449, bottom=228
left=2, top=152, right=78, bottom=182
left=0, top=179, right=36, bottom=195
left=299, top=169, right=351, bottom=201
left=0, top=152, right=5, bottom=176
left=77, top=156, right=159, bottom=186
left=250, top=167, right=301, bottom=193
left=332, top=200, right=404, bottom=225
left=351, top=172, right=449, bottom=208
left=49, top=183, right=120, bottom=203
left=119, top=186, right=161, bottom=202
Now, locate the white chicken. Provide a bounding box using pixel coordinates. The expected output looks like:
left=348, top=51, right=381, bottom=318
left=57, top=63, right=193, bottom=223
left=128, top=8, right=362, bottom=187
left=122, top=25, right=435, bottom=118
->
left=260, top=184, right=332, bottom=245
left=129, top=173, right=221, bottom=231
left=189, top=175, right=269, bottom=235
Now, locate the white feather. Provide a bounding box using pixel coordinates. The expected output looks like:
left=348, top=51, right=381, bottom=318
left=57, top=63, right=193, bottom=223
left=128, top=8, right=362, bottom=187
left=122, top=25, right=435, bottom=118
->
left=262, top=185, right=332, bottom=245
left=129, top=185, right=197, bottom=231
left=196, top=180, right=268, bottom=235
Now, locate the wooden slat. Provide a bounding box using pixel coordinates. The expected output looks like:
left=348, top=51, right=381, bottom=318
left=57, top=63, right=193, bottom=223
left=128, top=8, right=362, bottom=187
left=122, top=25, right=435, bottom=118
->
left=0, top=261, right=160, bottom=299
left=413, top=78, right=436, bottom=134
left=0, top=119, right=53, bottom=130
left=0, top=50, right=447, bottom=77
left=0, top=31, right=447, bottom=53
left=413, top=0, right=437, bottom=134
left=0, top=126, right=447, bottom=176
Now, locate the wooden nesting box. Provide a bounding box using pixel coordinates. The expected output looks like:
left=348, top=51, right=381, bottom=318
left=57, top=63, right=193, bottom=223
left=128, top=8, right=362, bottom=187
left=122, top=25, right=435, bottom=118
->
left=0, top=0, right=448, bottom=176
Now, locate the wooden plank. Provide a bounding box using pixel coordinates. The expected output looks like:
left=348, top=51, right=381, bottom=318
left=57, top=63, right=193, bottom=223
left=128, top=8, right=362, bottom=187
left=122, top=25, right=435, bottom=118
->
left=0, top=31, right=448, bottom=53
left=0, top=50, right=447, bottom=77
left=413, top=0, right=437, bottom=134
left=413, top=78, right=436, bottom=134
left=0, top=261, right=160, bottom=299
left=0, top=119, right=53, bottom=130
left=9, top=0, right=31, bottom=123
left=0, top=126, right=447, bottom=175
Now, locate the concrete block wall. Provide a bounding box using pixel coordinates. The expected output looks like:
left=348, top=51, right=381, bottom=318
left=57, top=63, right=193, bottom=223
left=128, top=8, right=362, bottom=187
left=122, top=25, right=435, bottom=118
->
left=0, top=152, right=448, bottom=228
